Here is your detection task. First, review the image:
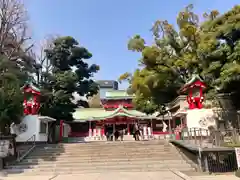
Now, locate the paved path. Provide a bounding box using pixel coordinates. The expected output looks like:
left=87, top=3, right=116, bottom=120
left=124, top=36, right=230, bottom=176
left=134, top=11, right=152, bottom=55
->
left=0, top=171, right=183, bottom=180
left=190, top=175, right=239, bottom=180
left=0, top=171, right=239, bottom=180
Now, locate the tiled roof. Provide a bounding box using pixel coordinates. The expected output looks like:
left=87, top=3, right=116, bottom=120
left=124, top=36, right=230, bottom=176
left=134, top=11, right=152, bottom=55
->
left=73, top=105, right=157, bottom=122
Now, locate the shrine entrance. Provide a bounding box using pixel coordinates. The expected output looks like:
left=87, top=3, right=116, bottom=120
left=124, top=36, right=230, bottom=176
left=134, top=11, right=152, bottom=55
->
left=114, top=124, right=127, bottom=132
left=66, top=103, right=161, bottom=142
left=103, top=116, right=136, bottom=140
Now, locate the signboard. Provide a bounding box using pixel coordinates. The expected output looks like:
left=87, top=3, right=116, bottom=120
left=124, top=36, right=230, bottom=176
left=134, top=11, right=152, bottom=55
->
left=0, top=140, right=14, bottom=158
left=235, top=148, right=240, bottom=168
left=18, top=123, right=27, bottom=133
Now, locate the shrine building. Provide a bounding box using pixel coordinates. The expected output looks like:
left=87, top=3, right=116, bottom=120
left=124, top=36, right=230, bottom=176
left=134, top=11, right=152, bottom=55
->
left=65, top=90, right=173, bottom=141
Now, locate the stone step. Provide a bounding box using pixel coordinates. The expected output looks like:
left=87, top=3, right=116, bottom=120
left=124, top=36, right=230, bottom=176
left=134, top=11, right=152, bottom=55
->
left=43, top=142, right=170, bottom=146
left=23, top=153, right=183, bottom=160
left=6, top=162, right=193, bottom=172
left=58, top=141, right=167, bottom=145
left=22, top=156, right=183, bottom=163
left=57, top=142, right=169, bottom=145
left=30, top=149, right=177, bottom=153
left=34, top=147, right=174, bottom=152
left=6, top=140, right=194, bottom=176
left=5, top=166, right=195, bottom=176
left=36, top=146, right=174, bottom=149
left=31, top=151, right=176, bottom=155
left=40, top=142, right=170, bottom=149
left=28, top=151, right=177, bottom=157
left=8, top=162, right=191, bottom=169
left=12, top=159, right=187, bottom=168
left=33, top=146, right=174, bottom=151
left=35, top=148, right=171, bottom=152
left=30, top=148, right=178, bottom=153
left=14, top=159, right=188, bottom=166
left=25, top=154, right=182, bottom=160
left=35, top=146, right=173, bottom=151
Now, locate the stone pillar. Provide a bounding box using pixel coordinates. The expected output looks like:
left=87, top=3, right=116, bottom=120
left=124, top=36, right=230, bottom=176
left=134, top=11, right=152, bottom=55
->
left=127, top=123, right=130, bottom=135
left=147, top=127, right=152, bottom=137
left=143, top=126, right=147, bottom=140
left=93, top=128, right=97, bottom=140
left=113, top=123, right=116, bottom=141
left=97, top=128, right=101, bottom=140
left=88, top=121, right=92, bottom=138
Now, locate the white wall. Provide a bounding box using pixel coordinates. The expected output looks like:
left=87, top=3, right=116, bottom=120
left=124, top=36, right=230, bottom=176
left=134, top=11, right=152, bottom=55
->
left=37, top=120, right=48, bottom=142
left=15, top=115, right=49, bottom=142
left=185, top=109, right=217, bottom=136
left=15, top=115, right=38, bottom=142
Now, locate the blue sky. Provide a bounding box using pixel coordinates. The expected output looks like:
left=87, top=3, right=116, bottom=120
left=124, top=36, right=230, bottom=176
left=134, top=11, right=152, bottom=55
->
left=25, top=0, right=239, bottom=89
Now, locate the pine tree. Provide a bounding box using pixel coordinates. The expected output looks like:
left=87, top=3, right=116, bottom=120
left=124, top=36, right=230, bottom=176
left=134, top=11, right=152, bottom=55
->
left=40, top=36, right=99, bottom=121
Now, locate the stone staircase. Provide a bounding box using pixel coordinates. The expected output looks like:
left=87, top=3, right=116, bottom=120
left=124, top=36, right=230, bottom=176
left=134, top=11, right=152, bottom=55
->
left=4, top=140, right=195, bottom=176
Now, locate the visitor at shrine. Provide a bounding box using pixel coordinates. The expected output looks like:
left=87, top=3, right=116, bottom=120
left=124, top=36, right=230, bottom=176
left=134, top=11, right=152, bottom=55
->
left=133, top=123, right=140, bottom=141
left=105, top=125, right=113, bottom=141
left=118, top=128, right=127, bottom=141
left=10, top=123, right=17, bottom=138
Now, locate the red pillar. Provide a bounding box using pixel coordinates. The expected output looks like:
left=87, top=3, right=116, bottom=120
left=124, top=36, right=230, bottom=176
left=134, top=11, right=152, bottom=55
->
left=175, top=129, right=180, bottom=140
left=59, top=120, right=64, bottom=142
left=101, top=121, right=105, bottom=136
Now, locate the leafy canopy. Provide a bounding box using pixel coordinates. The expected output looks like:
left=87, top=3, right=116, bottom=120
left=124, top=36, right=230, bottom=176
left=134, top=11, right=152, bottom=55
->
left=0, top=56, right=25, bottom=133
left=120, top=4, right=240, bottom=113
left=39, top=36, right=99, bottom=121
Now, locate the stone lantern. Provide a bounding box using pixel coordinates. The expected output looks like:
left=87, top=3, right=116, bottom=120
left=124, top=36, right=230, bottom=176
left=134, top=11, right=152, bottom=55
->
left=180, top=75, right=206, bottom=109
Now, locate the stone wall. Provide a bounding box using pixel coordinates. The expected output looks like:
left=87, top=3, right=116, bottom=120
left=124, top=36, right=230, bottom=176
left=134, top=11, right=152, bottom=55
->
left=203, top=93, right=239, bottom=129
left=215, top=94, right=238, bottom=129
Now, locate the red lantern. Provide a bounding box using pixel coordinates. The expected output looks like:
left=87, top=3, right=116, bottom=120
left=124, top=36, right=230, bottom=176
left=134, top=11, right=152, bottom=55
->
left=180, top=75, right=206, bottom=109
left=22, top=83, right=41, bottom=115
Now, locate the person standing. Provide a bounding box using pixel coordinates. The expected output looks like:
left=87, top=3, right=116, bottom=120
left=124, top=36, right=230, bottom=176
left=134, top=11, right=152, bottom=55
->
left=9, top=123, right=17, bottom=158
left=10, top=123, right=17, bottom=137
left=133, top=122, right=140, bottom=141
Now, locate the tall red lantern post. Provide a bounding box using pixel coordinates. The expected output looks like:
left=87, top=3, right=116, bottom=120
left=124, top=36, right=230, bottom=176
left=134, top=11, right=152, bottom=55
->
left=180, top=75, right=206, bottom=109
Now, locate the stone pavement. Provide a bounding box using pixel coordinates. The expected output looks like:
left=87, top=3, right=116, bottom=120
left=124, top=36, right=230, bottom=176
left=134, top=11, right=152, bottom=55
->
left=0, top=171, right=239, bottom=180
left=0, top=171, right=182, bottom=180
left=190, top=175, right=240, bottom=180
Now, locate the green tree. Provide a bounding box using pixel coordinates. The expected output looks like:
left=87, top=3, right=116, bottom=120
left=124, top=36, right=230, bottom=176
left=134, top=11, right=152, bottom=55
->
left=39, top=36, right=99, bottom=121
left=122, top=4, right=240, bottom=112
left=198, top=5, right=240, bottom=108
left=123, top=4, right=240, bottom=113
left=0, top=56, right=24, bottom=134
left=0, top=0, right=36, bottom=133
left=121, top=4, right=202, bottom=113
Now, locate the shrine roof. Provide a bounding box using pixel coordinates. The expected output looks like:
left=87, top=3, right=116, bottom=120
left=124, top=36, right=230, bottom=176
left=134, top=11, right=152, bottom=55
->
left=22, top=82, right=40, bottom=92
left=104, top=90, right=134, bottom=100
left=185, top=74, right=204, bottom=86
left=73, top=105, right=158, bottom=122
left=186, top=74, right=203, bottom=85
left=180, top=74, right=206, bottom=92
